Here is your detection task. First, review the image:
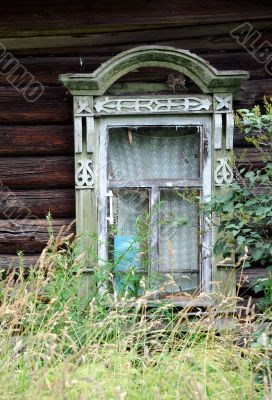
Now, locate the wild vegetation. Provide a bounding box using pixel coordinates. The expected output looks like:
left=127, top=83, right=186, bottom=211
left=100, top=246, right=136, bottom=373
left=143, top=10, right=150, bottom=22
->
left=0, top=230, right=271, bottom=400
left=211, top=97, right=272, bottom=308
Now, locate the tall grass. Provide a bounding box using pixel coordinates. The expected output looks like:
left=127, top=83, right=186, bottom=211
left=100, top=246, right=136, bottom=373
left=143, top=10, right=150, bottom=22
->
left=0, top=226, right=271, bottom=399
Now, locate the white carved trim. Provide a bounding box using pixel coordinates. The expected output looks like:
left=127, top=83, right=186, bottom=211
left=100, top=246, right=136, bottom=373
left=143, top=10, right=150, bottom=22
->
left=74, top=96, right=94, bottom=154
left=74, top=116, right=83, bottom=153
left=213, top=113, right=223, bottom=149
left=94, top=96, right=213, bottom=115
left=226, top=112, right=234, bottom=150
left=75, top=159, right=95, bottom=189
left=214, top=94, right=232, bottom=112
left=214, top=157, right=233, bottom=186
left=74, top=96, right=93, bottom=115
left=86, top=116, right=94, bottom=153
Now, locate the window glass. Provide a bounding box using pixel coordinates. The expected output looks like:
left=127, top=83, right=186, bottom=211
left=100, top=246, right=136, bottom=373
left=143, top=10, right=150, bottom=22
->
left=109, top=189, right=149, bottom=294
left=157, top=272, right=199, bottom=294
left=112, top=189, right=149, bottom=236
left=108, top=127, right=200, bottom=181
left=158, top=189, right=199, bottom=293
left=107, top=126, right=202, bottom=296
left=158, top=189, right=199, bottom=272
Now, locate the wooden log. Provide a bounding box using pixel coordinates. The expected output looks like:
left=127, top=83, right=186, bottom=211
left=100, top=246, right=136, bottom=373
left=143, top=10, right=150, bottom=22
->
left=240, top=79, right=272, bottom=105
left=0, top=57, right=102, bottom=86
left=0, top=16, right=270, bottom=55
left=233, top=127, right=250, bottom=148
left=234, top=127, right=272, bottom=148
left=202, top=53, right=272, bottom=80
left=6, top=30, right=272, bottom=55
left=0, top=125, right=74, bottom=156
left=0, top=189, right=75, bottom=219
left=0, top=218, right=74, bottom=254
left=237, top=267, right=269, bottom=288
left=0, top=254, right=39, bottom=269
left=233, top=80, right=272, bottom=109
left=0, top=156, right=74, bottom=189
left=0, top=2, right=271, bottom=37
left=234, top=147, right=271, bottom=169
left=0, top=87, right=72, bottom=124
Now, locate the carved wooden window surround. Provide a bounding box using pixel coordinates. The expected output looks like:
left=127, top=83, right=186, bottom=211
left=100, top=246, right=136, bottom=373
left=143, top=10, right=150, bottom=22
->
left=60, top=46, right=249, bottom=301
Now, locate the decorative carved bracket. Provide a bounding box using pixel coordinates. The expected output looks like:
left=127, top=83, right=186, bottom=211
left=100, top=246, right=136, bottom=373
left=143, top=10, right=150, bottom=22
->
left=75, top=159, right=95, bottom=189
left=213, top=94, right=232, bottom=112
left=213, top=94, right=233, bottom=149
left=94, top=96, right=213, bottom=115
left=74, top=96, right=93, bottom=115
left=74, top=96, right=94, bottom=154
left=214, top=157, right=233, bottom=186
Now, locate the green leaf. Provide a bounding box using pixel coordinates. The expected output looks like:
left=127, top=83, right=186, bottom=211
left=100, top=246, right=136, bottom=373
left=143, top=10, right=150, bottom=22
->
left=252, top=249, right=265, bottom=261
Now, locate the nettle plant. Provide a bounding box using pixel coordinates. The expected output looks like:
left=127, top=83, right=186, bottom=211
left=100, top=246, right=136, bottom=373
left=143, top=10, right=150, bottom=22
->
left=207, top=98, right=272, bottom=306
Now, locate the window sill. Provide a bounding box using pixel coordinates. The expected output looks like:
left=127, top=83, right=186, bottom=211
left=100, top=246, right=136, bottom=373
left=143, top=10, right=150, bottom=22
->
left=147, top=294, right=214, bottom=308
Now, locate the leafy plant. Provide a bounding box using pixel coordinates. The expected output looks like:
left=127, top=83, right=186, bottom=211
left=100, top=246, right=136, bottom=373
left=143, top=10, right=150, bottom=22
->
left=205, top=164, right=272, bottom=268
left=206, top=98, right=272, bottom=307
left=235, top=96, right=272, bottom=152
left=254, top=270, right=272, bottom=308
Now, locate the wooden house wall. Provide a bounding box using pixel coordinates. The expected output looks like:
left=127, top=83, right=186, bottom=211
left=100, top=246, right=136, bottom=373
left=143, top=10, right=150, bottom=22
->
left=0, top=1, right=271, bottom=288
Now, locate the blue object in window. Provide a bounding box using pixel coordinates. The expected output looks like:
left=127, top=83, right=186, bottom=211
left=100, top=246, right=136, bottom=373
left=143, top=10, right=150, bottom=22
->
left=114, top=235, right=141, bottom=294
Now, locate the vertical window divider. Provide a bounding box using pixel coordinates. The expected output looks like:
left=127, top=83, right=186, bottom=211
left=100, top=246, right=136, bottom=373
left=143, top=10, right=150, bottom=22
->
left=150, top=186, right=160, bottom=277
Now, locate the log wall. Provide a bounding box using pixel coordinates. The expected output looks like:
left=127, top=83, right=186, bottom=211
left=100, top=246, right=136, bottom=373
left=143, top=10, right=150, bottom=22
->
left=0, top=1, right=271, bottom=288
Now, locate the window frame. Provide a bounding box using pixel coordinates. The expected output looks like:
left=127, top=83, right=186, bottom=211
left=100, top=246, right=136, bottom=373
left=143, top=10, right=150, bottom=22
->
left=98, top=114, right=212, bottom=293
left=60, top=45, right=249, bottom=300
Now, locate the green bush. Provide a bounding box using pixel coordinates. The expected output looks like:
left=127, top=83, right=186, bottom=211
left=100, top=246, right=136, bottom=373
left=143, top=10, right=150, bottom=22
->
left=205, top=164, right=272, bottom=269
left=205, top=98, right=272, bottom=308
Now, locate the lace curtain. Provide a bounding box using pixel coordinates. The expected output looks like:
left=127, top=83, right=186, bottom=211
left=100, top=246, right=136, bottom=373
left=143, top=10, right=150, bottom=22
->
left=108, top=127, right=200, bottom=181
left=158, top=189, right=199, bottom=292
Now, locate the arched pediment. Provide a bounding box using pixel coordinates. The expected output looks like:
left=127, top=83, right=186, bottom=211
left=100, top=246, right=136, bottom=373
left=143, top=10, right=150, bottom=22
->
left=60, top=46, right=249, bottom=95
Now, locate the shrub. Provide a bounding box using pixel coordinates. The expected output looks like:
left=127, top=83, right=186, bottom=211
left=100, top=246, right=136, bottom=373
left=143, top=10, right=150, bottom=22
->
left=205, top=98, right=272, bottom=308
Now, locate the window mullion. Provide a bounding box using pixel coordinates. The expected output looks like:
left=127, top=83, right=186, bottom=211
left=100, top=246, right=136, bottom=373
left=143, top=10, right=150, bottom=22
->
left=150, top=186, right=160, bottom=275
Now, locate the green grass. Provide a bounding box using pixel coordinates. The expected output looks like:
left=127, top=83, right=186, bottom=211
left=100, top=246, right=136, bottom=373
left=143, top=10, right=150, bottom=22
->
left=0, top=333, right=267, bottom=400
left=2, top=346, right=262, bottom=400
left=0, top=229, right=271, bottom=400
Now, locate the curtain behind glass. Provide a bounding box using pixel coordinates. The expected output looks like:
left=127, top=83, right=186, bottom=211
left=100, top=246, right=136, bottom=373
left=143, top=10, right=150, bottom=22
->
left=108, top=127, right=200, bottom=181
left=158, top=189, right=199, bottom=292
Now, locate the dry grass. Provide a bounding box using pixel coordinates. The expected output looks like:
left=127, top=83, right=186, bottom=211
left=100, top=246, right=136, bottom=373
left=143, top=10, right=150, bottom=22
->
left=0, top=227, right=271, bottom=400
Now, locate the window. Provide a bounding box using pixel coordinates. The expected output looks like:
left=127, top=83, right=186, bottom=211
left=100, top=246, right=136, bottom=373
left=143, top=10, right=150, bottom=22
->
left=60, top=45, right=248, bottom=300
left=98, top=116, right=211, bottom=297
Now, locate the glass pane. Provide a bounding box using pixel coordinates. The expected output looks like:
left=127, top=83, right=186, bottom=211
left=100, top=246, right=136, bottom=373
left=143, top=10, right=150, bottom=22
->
left=108, top=126, right=200, bottom=181
left=158, top=189, right=199, bottom=285
left=109, top=189, right=149, bottom=294
left=112, top=189, right=149, bottom=237
left=156, top=272, right=199, bottom=294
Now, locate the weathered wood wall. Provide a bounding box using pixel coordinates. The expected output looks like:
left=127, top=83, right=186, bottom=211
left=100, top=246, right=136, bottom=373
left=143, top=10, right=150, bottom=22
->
left=0, top=1, right=271, bottom=288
